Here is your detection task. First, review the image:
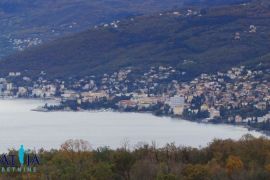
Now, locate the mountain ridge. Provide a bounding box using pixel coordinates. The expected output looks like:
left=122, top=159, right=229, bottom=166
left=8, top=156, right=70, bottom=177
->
left=1, top=0, right=269, bottom=80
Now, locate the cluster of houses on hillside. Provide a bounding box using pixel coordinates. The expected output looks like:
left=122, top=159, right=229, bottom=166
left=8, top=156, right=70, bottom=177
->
left=0, top=64, right=269, bottom=130
left=184, top=66, right=270, bottom=123
left=10, top=38, right=42, bottom=51
left=94, top=9, right=202, bottom=31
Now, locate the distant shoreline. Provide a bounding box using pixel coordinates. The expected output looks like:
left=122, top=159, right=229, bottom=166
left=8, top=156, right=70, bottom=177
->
left=25, top=98, right=270, bottom=137
left=0, top=97, right=268, bottom=137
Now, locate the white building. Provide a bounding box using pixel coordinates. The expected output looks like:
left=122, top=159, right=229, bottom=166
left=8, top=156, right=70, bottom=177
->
left=6, top=83, right=13, bottom=91
left=169, top=96, right=185, bottom=115
left=169, top=95, right=185, bottom=108
left=209, top=108, right=220, bottom=119
left=258, top=114, right=270, bottom=123
left=17, top=87, right=28, bottom=96
left=8, top=72, right=21, bottom=77
left=32, top=89, right=44, bottom=97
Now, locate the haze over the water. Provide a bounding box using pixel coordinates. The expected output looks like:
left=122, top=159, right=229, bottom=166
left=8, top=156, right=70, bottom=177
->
left=0, top=99, right=264, bottom=152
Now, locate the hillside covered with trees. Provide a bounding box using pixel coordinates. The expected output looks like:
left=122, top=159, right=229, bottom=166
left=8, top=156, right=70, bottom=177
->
left=0, top=0, right=249, bottom=59
left=0, top=0, right=269, bottom=80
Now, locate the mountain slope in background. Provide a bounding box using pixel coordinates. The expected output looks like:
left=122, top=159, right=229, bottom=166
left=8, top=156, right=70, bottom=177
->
left=0, top=0, right=249, bottom=58
left=0, top=0, right=182, bottom=58
left=1, top=0, right=269, bottom=80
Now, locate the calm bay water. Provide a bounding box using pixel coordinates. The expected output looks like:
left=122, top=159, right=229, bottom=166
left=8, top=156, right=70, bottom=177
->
left=0, top=99, right=264, bottom=152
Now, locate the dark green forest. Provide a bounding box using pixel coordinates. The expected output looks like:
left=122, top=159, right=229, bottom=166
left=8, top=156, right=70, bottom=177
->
left=1, top=0, right=269, bottom=80
left=0, top=0, right=248, bottom=58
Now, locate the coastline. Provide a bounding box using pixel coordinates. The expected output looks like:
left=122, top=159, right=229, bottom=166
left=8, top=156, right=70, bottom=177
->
left=28, top=98, right=269, bottom=137
left=0, top=97, right=268, bottom=137
left=0, top=97, right=265, bottom=152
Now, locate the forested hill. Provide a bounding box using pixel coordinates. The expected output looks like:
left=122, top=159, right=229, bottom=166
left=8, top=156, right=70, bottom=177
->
left=1, top=0, right=269, bottom=80
left=0, top=0, right=184, bottom=58
left=0, top=0, right=249, bottom=58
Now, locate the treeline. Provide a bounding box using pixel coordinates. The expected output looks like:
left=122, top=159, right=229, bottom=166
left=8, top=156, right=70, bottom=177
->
left=2, top=135, right=270, bottom=180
